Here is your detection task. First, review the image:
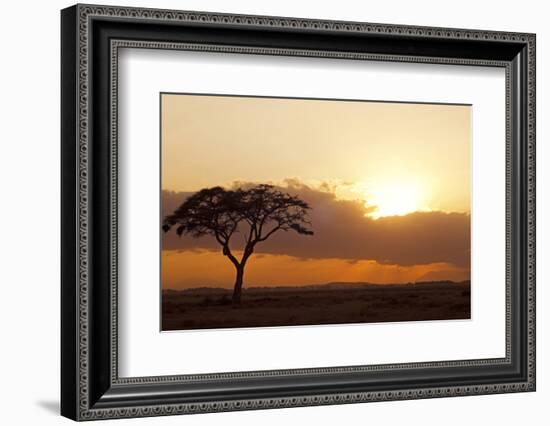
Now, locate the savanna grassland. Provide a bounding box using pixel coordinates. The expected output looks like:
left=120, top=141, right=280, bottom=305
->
left=162, top=281, right=470, bottom=331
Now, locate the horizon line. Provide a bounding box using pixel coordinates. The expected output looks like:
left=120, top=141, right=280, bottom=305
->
left=163, top=279, right=471, bottom=292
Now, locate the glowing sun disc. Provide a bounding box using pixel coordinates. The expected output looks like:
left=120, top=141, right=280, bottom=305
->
left=367, top=182, right=424, bottom=219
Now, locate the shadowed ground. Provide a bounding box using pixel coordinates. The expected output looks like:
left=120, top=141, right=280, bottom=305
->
left=161, top=281, right=470, bottom=331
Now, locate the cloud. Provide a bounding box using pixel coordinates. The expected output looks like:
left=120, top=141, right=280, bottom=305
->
left=162, top=181, right=470, bottom=268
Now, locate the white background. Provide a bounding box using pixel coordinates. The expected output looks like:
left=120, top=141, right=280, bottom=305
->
left=0, top=0, right=547, bottom=425
left=119, top=50, right=506, bottom=377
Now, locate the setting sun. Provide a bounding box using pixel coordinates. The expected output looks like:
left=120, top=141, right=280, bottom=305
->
left=348, top=180, right=427, bottom=219
left=369, top=182, right=425, bottom=218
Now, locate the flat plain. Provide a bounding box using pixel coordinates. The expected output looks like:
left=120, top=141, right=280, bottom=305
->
left=161, top=281, right=471, bottom=331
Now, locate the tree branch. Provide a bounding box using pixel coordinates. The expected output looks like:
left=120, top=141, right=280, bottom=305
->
left=214, top=231, right=226, bottom=246
left=223, top=244, right=240, bottom=269
left=258, top=225, right=281, bottom=242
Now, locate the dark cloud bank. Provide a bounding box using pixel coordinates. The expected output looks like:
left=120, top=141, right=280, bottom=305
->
left=162, top=182, right=470, bottom=268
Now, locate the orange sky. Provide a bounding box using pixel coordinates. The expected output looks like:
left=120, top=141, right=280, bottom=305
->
left=161, top=93, right=471, bottom=289
left=162, top=250, right=469, bottom=290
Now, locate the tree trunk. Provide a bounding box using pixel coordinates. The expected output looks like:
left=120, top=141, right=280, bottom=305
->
left=232, top=265, right=245, bottom=304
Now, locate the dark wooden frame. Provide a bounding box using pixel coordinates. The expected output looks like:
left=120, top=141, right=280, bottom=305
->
left=61, top=4, right=536, bottom=421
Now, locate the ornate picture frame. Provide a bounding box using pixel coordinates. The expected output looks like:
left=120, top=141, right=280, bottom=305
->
left=61, top=4, right=535, bottom=421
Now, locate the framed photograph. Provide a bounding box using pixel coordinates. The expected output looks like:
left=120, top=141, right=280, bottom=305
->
left=61, top=4, right=536, bottom=421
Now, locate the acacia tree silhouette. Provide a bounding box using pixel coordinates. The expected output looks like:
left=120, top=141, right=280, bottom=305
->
left=162, top=184, right=314, bottom=304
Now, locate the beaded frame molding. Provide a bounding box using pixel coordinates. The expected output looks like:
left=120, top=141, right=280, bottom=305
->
left=61, top=4, right=536, bottom=421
